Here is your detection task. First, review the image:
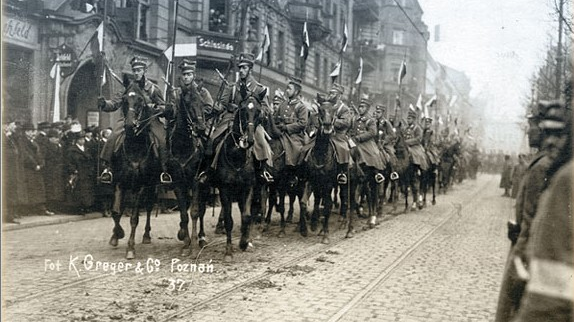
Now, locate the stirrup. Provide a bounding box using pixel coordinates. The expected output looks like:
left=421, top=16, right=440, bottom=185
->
left=197, top=171, right=208, bottom=184
left=337, top=173, right=347, bottom=185
left=374, top=173, right=385, bottom=184
left=262, top=170, right=274, bottom=183
left=100, top=169, right=113, bottom=184
left=160, top=172, right=173, bottom=184
left=390, top=172, right=399, bottom=180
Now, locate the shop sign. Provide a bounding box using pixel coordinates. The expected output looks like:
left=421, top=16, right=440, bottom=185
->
left=3, top=16, right=38, bottom=48
left=87, top=111, right=100, bottom=127
left=54, top=44, right=79, bottom=78
left=197, top=35, right=236, bottom=53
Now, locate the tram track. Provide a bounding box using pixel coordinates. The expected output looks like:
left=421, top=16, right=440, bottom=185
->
left=162, top=178, right=491, bottom=322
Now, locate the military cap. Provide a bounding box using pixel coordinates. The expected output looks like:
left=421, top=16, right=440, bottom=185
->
left=539, top=101, right=566, bottom=130
left=37, top=121, right=51, bottom=131
left=288, top=76, right=303, bottom=88
left=407, top=105, right=417, bottom=118
left=375, top=104, right=387, bottom=111
left=330, top=83, right=345, bottom=94
left=130, top=56, right=148, bottom=69
left=359, top=98, right=373, bottom=107
left=424, top=115, right=433, bottom=121
left=178, top=58, right=196, bottom=73
left=21, top=122, right=36, bottom=131
left=52, top=121, right=64, bottom=130
left=238, top=53, right=255, bottom=67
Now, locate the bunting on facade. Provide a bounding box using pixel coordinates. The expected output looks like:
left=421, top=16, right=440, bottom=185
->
left=341, top=22, right=348, bottom=53
left=355, top=57, right=363, bottom=84
left=49, top=63, right=61, bottom=122
left=256, top=24, right=271, bottom=65
left=300, top=21, right=309, bottom=60
left=398, top=60, right=407, bottom=85
left=330, top=59, right=341, bottom=81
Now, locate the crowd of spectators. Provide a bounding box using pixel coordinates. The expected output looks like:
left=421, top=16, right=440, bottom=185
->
left=2, top=118, right=113, bottom=223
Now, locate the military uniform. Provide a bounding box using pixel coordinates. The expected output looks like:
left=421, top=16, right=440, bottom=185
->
left=349, top=99, right=385, bottom=171
left=99, top=57, right=170, bottom=182
left=274, top=80, right=308, bottom=167
left=330, top=86, right=352, bottom=165
left=401, top=110, right=429, bottom=171
left=422, top=125, right=440, bottom=166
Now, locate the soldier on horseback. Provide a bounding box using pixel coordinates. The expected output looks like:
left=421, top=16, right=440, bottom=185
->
left=272, top=76, right=309, bottom=186
left=401, top=107, right=429, bottom=174
left=349, top=98, right=385, bottom=182
left=165, top=58, right=213, bottom=141
left=98, top=56, right=172, bottom=184
left=327, top=83, right=352, bottom=185
left=421, top=116, right=440, bottom=167
left=204, top=53, right=274, bottom=182
left=374, top=104, right=399, bottom=179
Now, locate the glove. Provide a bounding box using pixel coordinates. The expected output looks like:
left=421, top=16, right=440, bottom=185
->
left=97, top=96, right=106, bottom=109
left=507, top=221, right=520, bottom=245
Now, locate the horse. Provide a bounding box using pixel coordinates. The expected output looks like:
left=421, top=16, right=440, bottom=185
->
left=306, top=95, right=354, bottom=243
left=210, top=91, right=266, bottom=261
left=108, top=81, right=161, bottom=259
left=438, top=140, right=461, bottom=194
left=392, top=128, right=421, bottom=212
left=165, top=87, right=208, bottom=257
left=262, top=114, right=310, bottom=238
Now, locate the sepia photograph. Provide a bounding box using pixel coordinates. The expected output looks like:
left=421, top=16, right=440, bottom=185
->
left=2, top=0, right=572, bottom=321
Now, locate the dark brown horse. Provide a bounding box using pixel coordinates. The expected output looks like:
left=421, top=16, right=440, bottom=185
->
left=108, top=82, right=160, bottom=259
left=210, top=91, right=265, bottom=261
left=165, top=86, right=208, bottom=257
left=393, top=128, right=421, bottom=212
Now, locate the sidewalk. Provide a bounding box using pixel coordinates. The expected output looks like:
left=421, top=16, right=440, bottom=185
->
left=2, top=212, right=104, bottom=232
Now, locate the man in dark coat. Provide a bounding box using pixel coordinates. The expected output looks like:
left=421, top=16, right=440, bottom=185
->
left=421, top=116, right=440, bottom=166
left=67, top=131, right=95, bottom=214
left=43, top=129, right=66, bottom=214
left=374, top=104, right=398, bottom=176
left=2, top=121, right=24, bottom=222
left=349, top=98, right=385, bottom=178
left=98, top=56, right=172, bottom=184
left=499, top=155, right=513, bottom=197
left=326, top=83, right=352, bottom=185
left=207, top=52, right=274, bottom=182
left=18, top=122, right=49, bottom=216
left=495, top=100, right=563, bottom=322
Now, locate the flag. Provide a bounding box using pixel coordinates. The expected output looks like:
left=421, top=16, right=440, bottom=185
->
left=415, top=94, right=423, bottom=111
left=300, top=21, right=309, bottom=60
left=397, top=60, right=407, bottom=85
left=355, top=57, right=363, bottom=84
left=422, top=101, right=429, bottom=119
left=438, top=116, right=443, bottom=125
left=449, top=95, right=458, bottom=107
left=329, top=59, right=341, bottom=80
left=50, top=63, right=61, bottom=122
left=341, top=22, right=348, bottom=53
left=163, top=43, right=197, bottom=59
left=256, top=25, right=271, bottom=64
left=89, top=21, right=104, bottom=56
left=425, top=94, right=437, bottom=108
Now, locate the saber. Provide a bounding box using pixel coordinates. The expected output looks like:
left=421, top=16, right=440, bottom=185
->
left=215, top=69, right=230, bottom=86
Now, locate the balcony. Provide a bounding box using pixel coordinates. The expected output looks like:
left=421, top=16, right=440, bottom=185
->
left=287, top=1, right=330, bottom=42
left=353, top=0, right=379, bottom=22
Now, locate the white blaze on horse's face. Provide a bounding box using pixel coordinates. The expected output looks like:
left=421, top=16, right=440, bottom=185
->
left=128, top=92, right=136, bottom=97
left=248, top=101, right=255, bottom=110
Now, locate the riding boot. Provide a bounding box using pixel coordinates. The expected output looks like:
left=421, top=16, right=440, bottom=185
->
left=337, top=163, right=348, bottom=185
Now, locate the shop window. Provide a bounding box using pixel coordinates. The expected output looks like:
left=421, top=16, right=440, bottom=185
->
left=277, top=30, right=285, bottom=71
left=209, top=0, right=228, bottom=33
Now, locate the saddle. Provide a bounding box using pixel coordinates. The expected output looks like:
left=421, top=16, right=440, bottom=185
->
left=112, top=129, right=160, bottom=159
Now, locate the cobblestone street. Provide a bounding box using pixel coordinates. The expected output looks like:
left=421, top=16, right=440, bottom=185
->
left=2, top=174, right=512, bottom=321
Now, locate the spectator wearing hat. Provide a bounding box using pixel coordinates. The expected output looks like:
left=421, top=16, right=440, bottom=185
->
left=271, top=76, right=309, bottom=184
left=207, top=52, right=274, bottom=182
left=36, top=121, right=51, bottom=156
left=499, top=155, right=513, bottom=197
left=349, top=98, right=386, bottom=179
left=3, top=120, right=25, bottom=222
left=325, top=83, right=353, bottom=185
left=67, top=130, right=95, bottom=214
left=401, top=106, right=429, bottom=173
left=98, top=56, right=172, bottom=184
left=43, top=129, right=66, bottom=213
left=495, top=100, right=565, bottom=322
left=17, top=122, right=51, bottom=216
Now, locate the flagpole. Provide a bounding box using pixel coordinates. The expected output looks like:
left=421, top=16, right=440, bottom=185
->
left=258, top=14, right=268, bottom=83
left=97, top=0, right=108, bottom=181
left=170, top=0, right=179, bottom=88
left=395, top=50, right=407, bottom=123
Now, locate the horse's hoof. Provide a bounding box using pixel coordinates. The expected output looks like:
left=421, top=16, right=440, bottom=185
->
left=262, top=225, right=270, bottom=233
left=109, top=236, right=118, bottom=247
left=432, top=200, right=436, bottom=206
left=199, top=237, right=207, bottom=249
left=126, top=250, right=135, bottom=260
left=338, top=221, right=348, bottom=230
left=278, top=230, right=286, bottom=238
left=300, top=229, right=308, bottom=238
left=345, top=231, right=354, bottom=238
left=181, top=247, right=192, bottom=257
left=239, top=239, right=249, bottom=251
left=321, top=236, right=330, bottom=244
left=310, top=222, right=318, bottom=232
left=286, top=215, right=293, bottom=223
left=142, top=236, right=151, bottom=244
left=177, top=229, right=187, bottom=241
left=215, top=226, right=225, bottom=235
left=318, top=229, right=325, bottom=236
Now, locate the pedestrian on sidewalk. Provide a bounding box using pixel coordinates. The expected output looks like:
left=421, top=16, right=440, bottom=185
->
left=67, top=130, right=95, bottom=215
left=499, top=155, right=513, bottom=197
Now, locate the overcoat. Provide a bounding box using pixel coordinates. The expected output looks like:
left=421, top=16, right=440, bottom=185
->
left=43, top=141, right=66, bottom=202
left=330, top=100, right=352, bottom=164
left=274, top=97, right=308, bottom=166
left=422, top=128, right=440, bottom=166
left=18, top=136, right=46, bottom=206
left=67, top=144, right=95, bottom=209
left=401, top=123, right=429, bottom=170
left=499, top=159, right=513, bottom=189
left=350, top=115, right=385, bottom=170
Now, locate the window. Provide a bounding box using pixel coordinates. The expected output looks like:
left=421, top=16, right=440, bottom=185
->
left=315, top=53, right=321, bottom=84
left=323, top=58, right=328, bottom=88
left=209, top=0, right=228, bottom=33
left=116, top=0, right=149, bottom=41
left=277, top=31, right=285, bottom=71
left=392, top=30, right=405, bottom=45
